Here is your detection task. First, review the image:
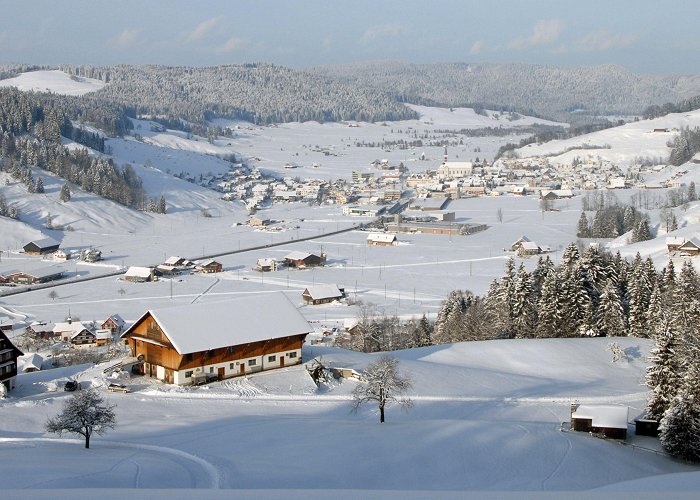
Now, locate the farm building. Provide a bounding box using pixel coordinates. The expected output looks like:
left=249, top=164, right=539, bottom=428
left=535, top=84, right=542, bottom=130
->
left=120, top=293, right=312, bottom=385
left=302, top=284, right=345, bottom=305
left=679, top=238, right=700, bottom=257
left=0, top=329, right=23, bottom=391
left=367, top=233, right=398, bottom=246
left=53, top=320, right=96, bottom=342
left=666, top=236, right=686, bottom=252
left=23, top=237, right=60, bottom=255
left=386, top=221, right=486, bottom=236
left=3, top=267, right=66, bottom=285
left=570, top=404, right=629, bottom=439
left=256, top=258, right=278, bottom=272
left=284, top=251, right=326, bottom=268
left=26, top=321, right=56, bottom=339
left=125, top=266, right=156, bottom=282
left=102, top=314, right=126, bottom=335
left=515, top=241, right=541, bottom=257
left=195, top=259, right=223, bottom=273
left=53, top=249, right=70, bottom=261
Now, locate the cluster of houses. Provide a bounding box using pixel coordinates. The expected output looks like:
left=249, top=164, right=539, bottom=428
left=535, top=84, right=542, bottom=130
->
left=125, top=256, right=223, bottom=283
left=26, top=313, right=126, bottom=349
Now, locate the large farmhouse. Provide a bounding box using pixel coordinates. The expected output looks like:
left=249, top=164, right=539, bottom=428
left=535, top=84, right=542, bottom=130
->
left=121, top=293, right=312, bottom=385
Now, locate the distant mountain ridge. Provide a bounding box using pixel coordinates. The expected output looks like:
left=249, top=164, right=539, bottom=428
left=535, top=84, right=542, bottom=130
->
left=3, top=61, right=700, bottom=128
left=313, top=61, right=700, bottom=123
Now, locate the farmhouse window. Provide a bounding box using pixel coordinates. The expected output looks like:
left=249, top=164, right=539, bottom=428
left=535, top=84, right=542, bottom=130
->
left=209, top=367, right=214, bottom=373
left=267, top=355, right=276, bottom=362
left=288, top=352, right=297, bottom=358
left=248, top=359, right=257, bottom=366
left=230, top=363, right=235, bottom=370
left=185, top=371, right=193, bottom=378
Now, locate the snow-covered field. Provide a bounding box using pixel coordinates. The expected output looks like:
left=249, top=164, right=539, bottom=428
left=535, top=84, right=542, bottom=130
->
left=0, top=69, right=105, bottom=96
left=2, top=70, right=700, bottom=494
left=2, top=337, right=699, bottom=494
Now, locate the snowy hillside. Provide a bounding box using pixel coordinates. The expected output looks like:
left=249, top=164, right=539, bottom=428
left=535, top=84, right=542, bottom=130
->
left=2, top=337, right=698, bottom=493
left=0, top=69, right=105, bottom=96
left=514, top=109, right=700, bottom=167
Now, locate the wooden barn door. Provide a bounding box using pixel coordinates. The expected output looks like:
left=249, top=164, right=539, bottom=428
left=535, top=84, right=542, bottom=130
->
left=240, top=364, right=245, bottom=375
left=218, top=367, right=225, bottom=380
left=280, top=356, right=285, bottom=368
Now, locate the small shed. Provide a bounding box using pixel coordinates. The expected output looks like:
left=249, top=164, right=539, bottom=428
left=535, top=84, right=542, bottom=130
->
left=19, top=353, right=43, bottom=372
left=302, top=284, right=345, bottom=305
left=23, top=237, right=60, bottom=256
left=367, top=233, right=398, bottom=246
left=570, top=404, right=629, bottom=439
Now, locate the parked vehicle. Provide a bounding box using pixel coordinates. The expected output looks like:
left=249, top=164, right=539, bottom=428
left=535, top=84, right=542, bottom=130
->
left=107, top=383, right=129, bottom=393
left=63, top=380, right=80, bottom=392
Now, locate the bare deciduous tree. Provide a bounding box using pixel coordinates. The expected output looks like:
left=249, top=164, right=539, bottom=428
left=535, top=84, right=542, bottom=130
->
left=46, top=388, right=116, bottom=449
left=351, top=355, right=412, bottom=423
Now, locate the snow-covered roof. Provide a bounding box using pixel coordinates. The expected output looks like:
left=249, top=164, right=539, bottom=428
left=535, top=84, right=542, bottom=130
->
left=571, top=404, right=628, bottom=429
left=19, top=353, right=43, bottom=371
left=164, top=256, right=184, bottom=265
left=125, top=266, right=152, bottom=278
left=125, top=293, right=312, bottom=355
left=367, top=233, right=397, bottom=243
left=26, top=237, right=60, bottom=248
left=95, top=329, right=113, bottom=340
left=284, top=251, right=313, bottom=261
left=519, top=241, right=540, bottom=250
left=53, top=321, right=93, bottom=334
left=303, top=284, right=343, bottom=300
left=7, top=266, right=66, bottom=279
left=666, top=236, right=686, bottom=245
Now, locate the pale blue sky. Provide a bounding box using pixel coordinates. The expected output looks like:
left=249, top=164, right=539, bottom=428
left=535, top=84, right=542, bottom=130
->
left=0, top=0, right=698, bottom=74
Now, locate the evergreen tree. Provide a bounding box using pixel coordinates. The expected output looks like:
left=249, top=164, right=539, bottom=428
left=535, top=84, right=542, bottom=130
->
left=561, top=242, right=580, bottom=268
left=645, top=318, right=681, bottom=420
left=576, top=212, right=590, bottom=238
left=35, top=176, right=44, bottom=193
left=511, top=264, right=535, bottom=338
left=688, top=181, right=697, bottom=202
left=597, top=279, right=626, bottom=337
left=659, top=367, right=700, bottom=462
left=158, top=195, right=166, bottom=214
left=536, top=268, right=560, bottom=338
left=59, top=183, right=71, bottom=202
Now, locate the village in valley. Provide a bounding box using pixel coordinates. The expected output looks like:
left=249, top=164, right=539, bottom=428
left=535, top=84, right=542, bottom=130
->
left=1, top=67, right=700, bottom=493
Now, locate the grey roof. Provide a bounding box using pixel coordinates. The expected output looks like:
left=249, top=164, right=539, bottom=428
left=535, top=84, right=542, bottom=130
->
left=284, top=251, right=313, bottom=261
left=124, top=293, right=312, bottom=355
left=27, top=237, right=60, bottom=248
left=303, top=284, right=343, bottom=300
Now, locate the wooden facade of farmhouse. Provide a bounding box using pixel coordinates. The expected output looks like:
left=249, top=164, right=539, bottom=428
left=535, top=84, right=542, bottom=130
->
left=121, top=294, right=312, bottom=385
left=123, top=314, right=306, bottom=384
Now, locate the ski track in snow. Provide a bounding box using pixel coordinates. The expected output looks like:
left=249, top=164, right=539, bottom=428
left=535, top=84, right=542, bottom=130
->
left=0, top=437, right=221, bottom=488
